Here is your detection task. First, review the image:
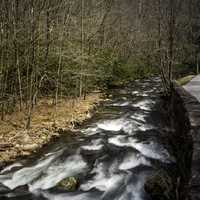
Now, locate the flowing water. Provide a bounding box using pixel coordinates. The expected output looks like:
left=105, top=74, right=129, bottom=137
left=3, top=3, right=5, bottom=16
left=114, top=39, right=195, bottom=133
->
left=0, top=77, right=175, bottom=200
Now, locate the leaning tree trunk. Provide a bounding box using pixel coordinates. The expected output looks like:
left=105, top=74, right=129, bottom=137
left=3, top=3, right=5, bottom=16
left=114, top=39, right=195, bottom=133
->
left=168, top=0, right=176, bottom=83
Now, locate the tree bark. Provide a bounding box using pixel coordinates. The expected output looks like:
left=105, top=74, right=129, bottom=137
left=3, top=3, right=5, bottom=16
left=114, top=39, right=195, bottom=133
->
left=168, top=0, right=175, bottom=82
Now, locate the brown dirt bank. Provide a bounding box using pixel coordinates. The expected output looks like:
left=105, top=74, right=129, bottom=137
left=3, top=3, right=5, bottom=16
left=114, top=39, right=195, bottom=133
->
left=0, top=93, right=103, bottom=168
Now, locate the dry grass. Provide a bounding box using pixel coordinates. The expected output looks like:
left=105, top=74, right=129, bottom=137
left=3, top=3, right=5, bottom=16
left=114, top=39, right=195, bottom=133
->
left=31, top=94, right=101, bottom=129
left=0, top=93, right=102, bottom=164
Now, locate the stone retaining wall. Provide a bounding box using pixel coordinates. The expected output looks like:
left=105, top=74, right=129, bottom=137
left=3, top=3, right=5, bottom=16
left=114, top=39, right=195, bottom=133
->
left=172, top=84, right=200, bottom=200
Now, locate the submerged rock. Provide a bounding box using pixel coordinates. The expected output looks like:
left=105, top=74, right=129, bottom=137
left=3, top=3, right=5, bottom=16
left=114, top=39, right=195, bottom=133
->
left=144, top=171, right=174, bottom=200
left=0, top=184, right=10, bottom=194
left=57, top=177, right=79, bottom=191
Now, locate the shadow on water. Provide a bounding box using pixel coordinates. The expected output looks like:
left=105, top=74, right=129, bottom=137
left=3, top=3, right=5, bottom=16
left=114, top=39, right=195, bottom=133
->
left=0, top=77, right=176, bottom=200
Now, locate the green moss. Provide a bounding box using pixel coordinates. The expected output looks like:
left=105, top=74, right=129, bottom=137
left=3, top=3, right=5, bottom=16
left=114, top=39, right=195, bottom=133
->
left=57, top=177, right=79, bottom=191
left=176, top=75, right=195, bottom=86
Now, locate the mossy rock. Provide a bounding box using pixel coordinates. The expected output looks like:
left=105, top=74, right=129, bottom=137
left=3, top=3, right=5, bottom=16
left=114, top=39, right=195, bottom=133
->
left=144, top=171, right=174, bottom=200
left=57, top=177, right=79, bottom=191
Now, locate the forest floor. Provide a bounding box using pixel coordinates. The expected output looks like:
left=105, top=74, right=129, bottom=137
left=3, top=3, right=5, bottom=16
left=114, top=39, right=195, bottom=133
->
left=0, top=93, right=103, bottom=166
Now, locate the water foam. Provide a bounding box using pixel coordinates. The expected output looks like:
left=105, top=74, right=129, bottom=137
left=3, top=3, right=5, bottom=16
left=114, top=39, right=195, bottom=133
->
left=81, top=139, right=104, bottom=151
left=119, top=153, right=151, bottom=170
left=0, top=163, right=23, bottom=174
left=112, top=102, right=130, bottom=107
left=97, top=119, right=124, bottom=132
left=108, top=136, right=173, bottom=163
left=133, top=100, right=154, bottom=111
left=0, top=152, right=60, bottom=190
left=97, top=118, right=138, bottom=134
left=41, top=192, right=96, bottom=200
left=81, top=161, right=125, bottom=192
left=29, top=154, right=87, bottom=191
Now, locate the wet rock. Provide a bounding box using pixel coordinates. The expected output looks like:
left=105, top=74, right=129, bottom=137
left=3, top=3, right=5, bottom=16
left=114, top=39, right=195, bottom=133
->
left=57, top=177, right=79, bottom=191
left=144, top=171, right=174, bottom=200
left=0, top=184, right=10, bottom=194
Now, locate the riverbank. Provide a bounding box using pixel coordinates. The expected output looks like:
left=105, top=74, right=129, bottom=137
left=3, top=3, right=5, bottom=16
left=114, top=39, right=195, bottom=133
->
left=0, top=93, right=103, bottom=167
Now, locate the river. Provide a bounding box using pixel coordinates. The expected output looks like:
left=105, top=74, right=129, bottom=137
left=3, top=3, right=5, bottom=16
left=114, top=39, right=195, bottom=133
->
left=0, top=77, right=176, bottom=200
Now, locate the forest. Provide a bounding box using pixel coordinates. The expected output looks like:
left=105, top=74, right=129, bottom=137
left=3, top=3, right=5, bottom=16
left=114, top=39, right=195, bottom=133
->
left=0, top=1, right=200, bottom=200
left=0, top=0, right=199, bottom=128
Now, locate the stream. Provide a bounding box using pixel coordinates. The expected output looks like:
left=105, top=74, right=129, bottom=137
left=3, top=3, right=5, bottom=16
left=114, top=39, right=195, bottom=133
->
left=0, top=77, right=176, bottom=200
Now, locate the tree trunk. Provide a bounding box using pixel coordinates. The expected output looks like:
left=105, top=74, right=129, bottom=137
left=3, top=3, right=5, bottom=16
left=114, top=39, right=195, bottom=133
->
left=17, top=62, right=23, bottom=111
left=45, top=2, right=50, bottom=63
left=196, top=53, right=199, bottom=74
left=26, top=72, right=33, bottom=129
left=168, top=0, right=175, bottom=82
left=14, top=0, right=23, bottom=111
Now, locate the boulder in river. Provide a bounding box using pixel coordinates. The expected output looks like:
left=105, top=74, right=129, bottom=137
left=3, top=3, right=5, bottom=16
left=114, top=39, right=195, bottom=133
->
left=57, top=177, right=79, bottom=191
